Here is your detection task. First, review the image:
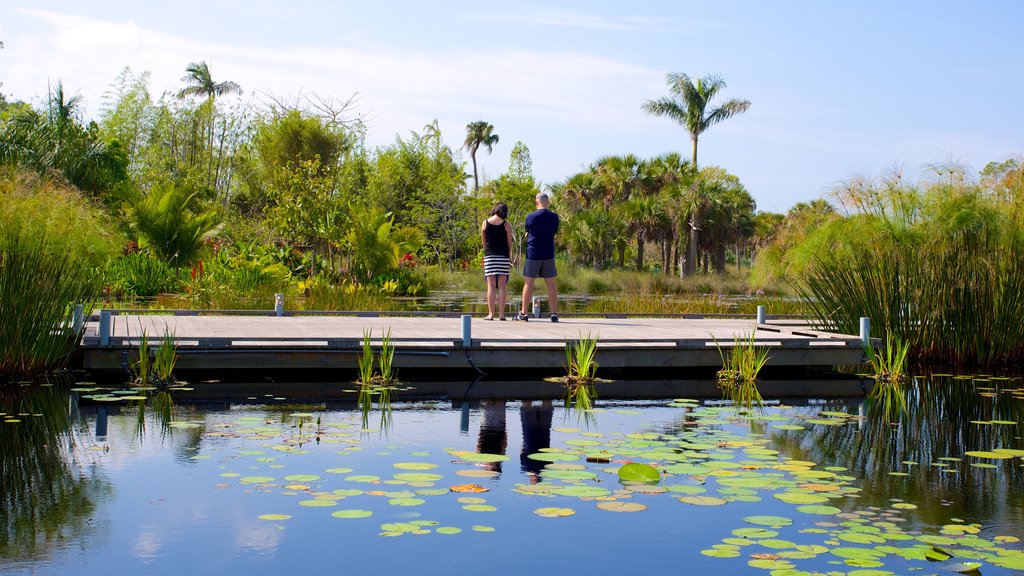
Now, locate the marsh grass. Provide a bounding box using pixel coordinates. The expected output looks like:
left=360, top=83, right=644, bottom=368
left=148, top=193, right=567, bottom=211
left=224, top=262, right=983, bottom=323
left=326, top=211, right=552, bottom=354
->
left=152, top=329, right=178, bottom=383
left=863, top=332, right=910, bottom=418
left=797, top=182, right=1024, bottom=367
left=0, top=234, right=100, bottom=381
left=353, top=327, right=397, bottom=432
left=131, top=331, right=153, bottom=384
left=356, top=329, right=374, bottom=385
left=715, top=331, right=769, bottom=409
left=560, top=333, right=600, bottom=423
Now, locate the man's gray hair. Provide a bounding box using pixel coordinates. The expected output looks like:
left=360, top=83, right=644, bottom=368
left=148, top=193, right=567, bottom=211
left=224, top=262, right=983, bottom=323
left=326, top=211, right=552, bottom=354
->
left=535, top=192, right=549, bottom=205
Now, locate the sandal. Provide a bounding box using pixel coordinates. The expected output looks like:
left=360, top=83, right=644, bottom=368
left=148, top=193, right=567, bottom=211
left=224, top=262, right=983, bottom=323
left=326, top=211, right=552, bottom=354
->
left=483, top=316, right=494, bottom=321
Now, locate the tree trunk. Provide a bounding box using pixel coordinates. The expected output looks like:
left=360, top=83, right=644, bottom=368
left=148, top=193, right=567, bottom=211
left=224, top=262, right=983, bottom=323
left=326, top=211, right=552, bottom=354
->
left=471, top=150, right=479, bottom=192
left=635, top=233, right=645, bottom=272
left=691, top=135, right=698, bottom=171
left=686, top=220, right=699, bottom=277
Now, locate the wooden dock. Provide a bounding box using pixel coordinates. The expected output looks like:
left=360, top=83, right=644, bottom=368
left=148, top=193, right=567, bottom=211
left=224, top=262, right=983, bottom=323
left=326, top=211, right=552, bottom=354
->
left=78, top=310, right=866, bottom=376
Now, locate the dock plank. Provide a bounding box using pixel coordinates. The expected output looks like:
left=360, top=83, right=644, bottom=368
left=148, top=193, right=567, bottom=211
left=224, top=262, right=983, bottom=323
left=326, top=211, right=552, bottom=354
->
left=80, top=313, right=865, bottom=372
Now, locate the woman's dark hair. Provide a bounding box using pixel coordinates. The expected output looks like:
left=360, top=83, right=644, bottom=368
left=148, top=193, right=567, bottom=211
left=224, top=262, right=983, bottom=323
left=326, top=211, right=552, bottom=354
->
left=489, top=202, right=508, bottom=219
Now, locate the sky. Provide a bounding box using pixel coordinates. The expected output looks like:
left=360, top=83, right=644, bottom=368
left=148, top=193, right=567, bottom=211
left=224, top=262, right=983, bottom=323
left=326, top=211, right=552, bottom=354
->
left=1, top=1, right=1022, bottom=212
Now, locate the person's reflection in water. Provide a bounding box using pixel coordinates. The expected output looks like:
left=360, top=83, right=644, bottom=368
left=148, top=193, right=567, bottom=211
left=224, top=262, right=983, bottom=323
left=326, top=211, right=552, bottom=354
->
left=476, top=400, right=507, bottom=474
left=520, top=399, right=554, bottom=484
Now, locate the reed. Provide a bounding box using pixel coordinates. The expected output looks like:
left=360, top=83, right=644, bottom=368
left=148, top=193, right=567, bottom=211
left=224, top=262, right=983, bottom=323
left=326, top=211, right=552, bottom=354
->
left=131, top=331, right=152, bottom=385
left=0, top=234, right=100, bottom=381
left=715, top=331, right=769, bottom=409
left=562, top=333, right=600, bottom=422
left=356, top=329, right=374, bottom=385
left=152, top=329, right=178, bottom=383
left=863, top=332, right=910, bottom=417
left=796, top=182, right=1024, bottom=367
left=378, top=328, right=396, bottom=384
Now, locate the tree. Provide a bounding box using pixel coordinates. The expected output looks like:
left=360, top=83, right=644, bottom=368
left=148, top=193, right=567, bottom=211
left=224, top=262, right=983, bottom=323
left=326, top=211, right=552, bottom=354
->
left=176, top=61, right=243, bottom=197
left=176, top=61, right=242, bottom=101
left=128, top=181, right=222, bottom=265
left=642, top=73, right=750, bottom=170
left=463, top=121, right=499, bottom=193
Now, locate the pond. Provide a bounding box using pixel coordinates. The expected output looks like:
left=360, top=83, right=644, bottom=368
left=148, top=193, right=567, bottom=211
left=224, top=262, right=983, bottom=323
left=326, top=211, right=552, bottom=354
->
left=2, top=375, right=1023, bottom=575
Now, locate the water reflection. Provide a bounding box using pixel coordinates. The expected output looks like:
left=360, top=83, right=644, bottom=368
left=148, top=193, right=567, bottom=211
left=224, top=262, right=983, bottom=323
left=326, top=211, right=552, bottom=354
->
left=520, top=400, right=553, bottom=481
left=765, top=376, right=1024, bottom=528
left=0, top=380, right=110, bottom=565
left=476, top=400, right=507, bottom=473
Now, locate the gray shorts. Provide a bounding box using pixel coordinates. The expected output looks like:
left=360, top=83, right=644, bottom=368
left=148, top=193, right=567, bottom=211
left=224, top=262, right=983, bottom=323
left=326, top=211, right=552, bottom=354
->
left=523, top=258, right=557, bottom=278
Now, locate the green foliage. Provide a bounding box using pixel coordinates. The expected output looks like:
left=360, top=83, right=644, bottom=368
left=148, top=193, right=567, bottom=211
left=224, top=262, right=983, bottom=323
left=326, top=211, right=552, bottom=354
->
left=715, top=331, right=768, bottom=409
left=356, top=329, right=374, bottom=385
left=1, top=82, right=130, bottom=198
left=0, top=170, right=115, bottom=380
left=795, top=172, right=1024, bottom=366
left=346, top=205, right=424, bottom=282
left=863, top=332, right=910, bottom=417
left=105, top=252, right=187, bottom=298
left=127, top=181, right=221, bottom=265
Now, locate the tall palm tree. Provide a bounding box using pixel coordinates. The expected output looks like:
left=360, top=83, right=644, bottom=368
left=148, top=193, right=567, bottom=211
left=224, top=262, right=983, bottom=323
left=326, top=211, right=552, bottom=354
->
left=463, top=121, right=499, bottom=193
left=642, top=73, right=749, bottom=170
left=177, top=61, right=242, bottom=196
left=176, top=61, right=242, bottom=101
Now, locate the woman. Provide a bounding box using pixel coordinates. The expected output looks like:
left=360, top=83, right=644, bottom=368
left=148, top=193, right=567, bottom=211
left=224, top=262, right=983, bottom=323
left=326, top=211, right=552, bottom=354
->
left=481, top=202, right=514, bottom=320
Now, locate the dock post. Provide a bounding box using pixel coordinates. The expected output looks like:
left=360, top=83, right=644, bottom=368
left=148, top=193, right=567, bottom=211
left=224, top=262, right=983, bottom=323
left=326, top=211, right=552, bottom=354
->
left=461, top=314, right=472, bottom=348
left=99, top=310, right=111, bottom=346
left=72, top=304, right=85, bottom=333
left=859, top=317, right=870, bottom=346
left=532, top=297, right=540, bottom=318
left=756, top=305, right=766, bottom=325
left=274, top=293, right=284, bottom=317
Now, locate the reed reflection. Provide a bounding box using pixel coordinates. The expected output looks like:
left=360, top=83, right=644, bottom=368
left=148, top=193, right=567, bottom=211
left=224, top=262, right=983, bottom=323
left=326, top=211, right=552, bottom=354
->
left=0, top=380, right=109, bottom=566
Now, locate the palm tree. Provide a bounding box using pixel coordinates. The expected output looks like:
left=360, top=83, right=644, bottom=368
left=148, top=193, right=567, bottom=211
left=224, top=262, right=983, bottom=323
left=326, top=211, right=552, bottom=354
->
left=463, top=121, right=499, bottom=193
left=176, top=61, right=242, bottom=101
left=642, top=73, right=750, bottom=170
left=177, top=61, right=242, bottom=196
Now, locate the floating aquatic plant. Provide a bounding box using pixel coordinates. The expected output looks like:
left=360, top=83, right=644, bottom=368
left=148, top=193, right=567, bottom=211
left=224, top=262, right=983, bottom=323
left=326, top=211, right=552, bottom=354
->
left=864, top=331, right=910, bottom=418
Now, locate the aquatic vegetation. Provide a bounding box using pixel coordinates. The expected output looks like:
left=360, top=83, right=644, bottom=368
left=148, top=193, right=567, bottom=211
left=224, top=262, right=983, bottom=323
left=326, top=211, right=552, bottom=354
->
left=129, top=330, right=178, bottom=386
left=715, top=331, right=769, bottom=409
left=864, top=332, right=910, bottom=417
left=356, top=329, right=374, bottom=386
left=378, top=329, right=396, bottom=384
left=560, top=333, right=600, bottom=421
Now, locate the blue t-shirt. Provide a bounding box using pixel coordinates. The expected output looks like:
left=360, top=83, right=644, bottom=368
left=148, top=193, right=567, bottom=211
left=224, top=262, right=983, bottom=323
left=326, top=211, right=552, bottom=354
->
left=524, top=208, right=559, bottom=260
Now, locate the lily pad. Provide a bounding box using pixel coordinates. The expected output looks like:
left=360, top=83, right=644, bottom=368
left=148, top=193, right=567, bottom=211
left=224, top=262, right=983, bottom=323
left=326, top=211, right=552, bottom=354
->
left=617, top=462, right=661, bottom=484
left=533, top=507, right=576, bottom=517
left=331, top=509, right=373, bottom=519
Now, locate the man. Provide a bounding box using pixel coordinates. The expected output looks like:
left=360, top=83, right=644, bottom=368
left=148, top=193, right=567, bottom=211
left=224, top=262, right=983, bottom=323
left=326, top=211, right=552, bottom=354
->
left=515, top=192, right=560, bottom=322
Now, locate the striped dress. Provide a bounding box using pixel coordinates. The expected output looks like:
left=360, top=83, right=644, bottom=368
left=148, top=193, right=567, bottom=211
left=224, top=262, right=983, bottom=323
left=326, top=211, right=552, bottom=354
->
left=483, top=220, right=511, bottom=277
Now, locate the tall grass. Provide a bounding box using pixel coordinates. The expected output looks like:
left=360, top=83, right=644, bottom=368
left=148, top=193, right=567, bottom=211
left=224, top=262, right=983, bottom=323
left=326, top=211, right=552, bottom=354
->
left=797, top=185, right=1024, bottom=367
left=0, top=233, right=101, bottom=380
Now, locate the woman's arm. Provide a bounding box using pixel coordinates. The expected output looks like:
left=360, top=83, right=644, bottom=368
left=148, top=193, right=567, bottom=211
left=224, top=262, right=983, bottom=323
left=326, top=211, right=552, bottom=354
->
left=481, top=220, right=488, bottom=249
left=504, top=221, right=514, bottom=258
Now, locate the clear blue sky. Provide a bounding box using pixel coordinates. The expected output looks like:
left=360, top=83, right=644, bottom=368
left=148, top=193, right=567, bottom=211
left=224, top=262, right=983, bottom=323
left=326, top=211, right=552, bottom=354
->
left=2, top=1, right=1021, bottom=212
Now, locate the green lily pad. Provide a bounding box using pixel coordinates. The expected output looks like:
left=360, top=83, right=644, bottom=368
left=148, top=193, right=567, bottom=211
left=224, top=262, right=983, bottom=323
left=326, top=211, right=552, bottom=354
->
left=617, top=462, right=661, bottom=483
left=534, top=507, right=575, bottom=517
left=257, top=514, right=291, bottom=521
left=451, top=450, right=510, bottom=463
left=744, top=515, right=793, bottom=528
left=331, top=509, right=373, bottom=519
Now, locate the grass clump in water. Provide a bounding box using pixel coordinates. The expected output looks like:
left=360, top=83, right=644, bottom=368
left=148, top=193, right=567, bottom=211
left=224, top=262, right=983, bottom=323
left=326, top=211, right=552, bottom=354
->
left=715, top=330, right=769, bottom=409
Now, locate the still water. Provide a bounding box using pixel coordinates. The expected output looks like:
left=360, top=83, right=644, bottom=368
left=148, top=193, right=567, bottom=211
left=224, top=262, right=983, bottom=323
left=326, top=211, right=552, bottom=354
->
left=1, top=376, right=1022, bottom=575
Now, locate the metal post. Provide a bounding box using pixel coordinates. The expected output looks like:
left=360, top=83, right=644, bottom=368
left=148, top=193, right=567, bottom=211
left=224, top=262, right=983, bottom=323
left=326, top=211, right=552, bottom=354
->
left=756, top=305, right=766, bottom=325
left=274, top=293, right=284, bottom=317
left=99, top=310, right=111, bottom=346
left=859, top=317, right=871, bottom=346
left=532, top=297, right=540, bottom=319
left=461, top=314, right=472, bottom=348
left=72, top=304, right=85, bottom=333
left=460, top=402, right=470, bottom=434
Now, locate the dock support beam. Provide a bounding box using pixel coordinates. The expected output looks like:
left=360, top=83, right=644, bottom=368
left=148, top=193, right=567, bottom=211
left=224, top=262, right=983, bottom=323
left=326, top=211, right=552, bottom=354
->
left=756, top=305, right=766, bottom=325
left=859, top=317, right=871, bottom=346
left=99, top=310, right=111, bottom=346
left=274, top=293, right=284, bottom=317
left=461, top=314, right=472, bottom=348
